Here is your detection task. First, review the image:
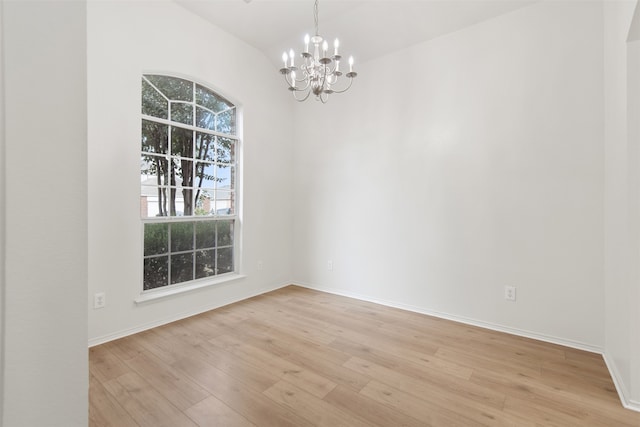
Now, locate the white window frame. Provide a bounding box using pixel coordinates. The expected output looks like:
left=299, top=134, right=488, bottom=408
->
left=136, top=74, right=243, bottom=303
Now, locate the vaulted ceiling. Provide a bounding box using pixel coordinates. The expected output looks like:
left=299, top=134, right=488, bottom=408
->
left=175, top=0, right=537, bottom=67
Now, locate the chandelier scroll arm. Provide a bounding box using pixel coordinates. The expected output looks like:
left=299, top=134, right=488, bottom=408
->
left=292, top=89, right=312, bottom=102
left=326, top=73, right=357, bottom=94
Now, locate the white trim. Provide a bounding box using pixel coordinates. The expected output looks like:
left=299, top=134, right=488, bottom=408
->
left=292, top=281, right=603, bottom=353
left=89, top=281, right=291, bottom=347
left=290, top=282, right=640, bottom=411
left=0, top=0, right=6, bottom=417
left=603, top=353, right=640, bottom=413
left=135, top=273, right=245, bottom=304
left=141, top=114, right=238, bottom=139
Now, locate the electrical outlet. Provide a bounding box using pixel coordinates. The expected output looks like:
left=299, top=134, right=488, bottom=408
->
left=94, top=292, right=106, bottom=309
left=504, top=286, right=516, bottom=302
left=327, top=260, right=333, bottom=271
left=257, top=260, right=264, bottom=271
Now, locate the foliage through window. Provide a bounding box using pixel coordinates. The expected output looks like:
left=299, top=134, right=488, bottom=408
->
left=141, top=74, right=238, bottom=291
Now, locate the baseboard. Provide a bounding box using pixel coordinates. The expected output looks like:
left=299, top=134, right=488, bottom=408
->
left=88, top=281, right=291, bottom=347
left=292, top=281, right=603, bottom=354
left=603, top=354, right=640, bottom=413
left=290, top=281, right=640, bottom=412
left=88, top=279, right=640, bottom=413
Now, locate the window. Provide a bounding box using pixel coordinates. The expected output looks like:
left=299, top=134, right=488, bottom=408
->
left=141, top=74, right=238, bottom=291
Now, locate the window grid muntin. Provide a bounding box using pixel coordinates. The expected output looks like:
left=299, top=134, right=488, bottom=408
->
left=141, top=82, right=237, bottom=219
left=142, top=219, right=235, bottom=290
left=142, top=75, right=239, bottom=292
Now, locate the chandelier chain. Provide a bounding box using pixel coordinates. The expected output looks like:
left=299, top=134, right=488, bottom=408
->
left=314, top=0, right=319, bottom=36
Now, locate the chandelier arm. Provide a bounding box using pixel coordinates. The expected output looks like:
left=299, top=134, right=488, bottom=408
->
left=283, top=71, right=312, bottom=92
left=289, top=74, right=312, bottom=91
left=295, top=79, right=312, bottom=91
left=283, top=73, right=295, bottom=88
left=293, top=89, right=312, bottom=102
left=327, top=76, right=355, bottom=94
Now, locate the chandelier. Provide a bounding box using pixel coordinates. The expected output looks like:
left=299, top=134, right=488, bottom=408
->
left=279, top=0, right=357, bottom=103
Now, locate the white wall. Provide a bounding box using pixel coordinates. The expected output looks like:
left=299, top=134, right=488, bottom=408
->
left=2, top=1, right=88, bottom=425
left=292, top=1, right=605, bottom=350
left=87, top=1, right=294, bottom=343
left=603, top=0, right=640, bottom=410
left=0, top=0, right=6, bottom=424
left=627, top=26, right=640, bottom=406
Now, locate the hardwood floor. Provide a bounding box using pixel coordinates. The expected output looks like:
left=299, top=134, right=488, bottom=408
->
left=89, top=285, right=640, bottom=426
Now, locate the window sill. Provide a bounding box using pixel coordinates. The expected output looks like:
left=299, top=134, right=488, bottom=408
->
left=134, top=273, right=246, bottom=305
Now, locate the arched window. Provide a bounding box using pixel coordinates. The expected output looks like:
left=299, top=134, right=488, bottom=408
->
left=140, top=75, right=238, bottom=291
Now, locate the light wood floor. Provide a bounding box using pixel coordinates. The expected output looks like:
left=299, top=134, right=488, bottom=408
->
left=89, top=285, right=640, bottom=426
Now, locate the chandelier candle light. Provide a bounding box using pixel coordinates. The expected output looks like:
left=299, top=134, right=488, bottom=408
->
left=279, top=0, right=357, bottom=103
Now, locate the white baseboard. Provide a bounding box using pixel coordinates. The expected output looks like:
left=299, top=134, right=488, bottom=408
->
left=292, top=281, right=603, bottom=353
left=88, top=279, right=640, bottom=413
left=88, top=281, right=291, bottom=347
left=293, top=281, right=640, bottom=413
left=603, top=354, right=640, bottom=413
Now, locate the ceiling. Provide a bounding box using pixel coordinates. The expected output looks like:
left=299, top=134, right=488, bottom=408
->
left=175, top=0, right=537, bottom=68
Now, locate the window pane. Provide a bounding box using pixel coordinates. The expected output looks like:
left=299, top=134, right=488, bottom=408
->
left=144, top=223, right=168, bottom=255
left=217, top=137, right=235, bottom=164
left=176, top=160, right=194, bottom=189
left=142, top=120, right=168, bottom=154
left=216, top=165, right=233, bottom=189
left=217, top=109, right=236, bottom=135
left=194, top=192, right=212, bottom=216
left=217, top=247, right=233, bottom=274
left=196, top=249, right=216, bottom=279
left=142, top=155, right=169, bottom=181
left=217, top=220, right=233, bottom=246
left=196, top=133, right=216, bottom=162
left=196, top=107, right=215, bottom=131
left=141, top=155, right=169, bottom=187
left=165, top=187, right=183, bottom=216
left=196, top=84, right=233, bottom=113
left=171, top=127, right=193, bottom=158
left=171, top=253, right=193, bottom=284
left=144, top=256, right=168, bottom=290
left=171, top=102, right=193, bottom=126
left=215, top=196, right=232, bottom=215
left=196, top=162, right=216, bottom=190
left=142, top=79, right=168, bottom=119
left=145, top=75, right=193, bottom=102
left=171, top=222, right=193, bottom=252
left=195, top=221, right=216, bottom=249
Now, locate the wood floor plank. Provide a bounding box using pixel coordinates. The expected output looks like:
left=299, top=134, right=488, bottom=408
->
left=227, top=318, right=371, bottom=392
left=123, top=350, right=209, bottom=411
left=89, top=344, right=131, bottom=384
left=90, top=285, right=640, bottom=426
left=171, top=354, right=315, bottom=427
left=359, top=379, right=485, bottom=426
left=183, top=338, right=282, bottom=393
left=211, top=333, right=338, bottom=398
left=330, top=336, right=473, bottom=380
left=103, top=372, right=198, bottom=427
left=184, top=396, right=255, bottom=427
left=434, top=345, right=542, bottom=379
left=323, top=384, right=428, bottom=427
left=89, top=374, right=140, bottom=427
left=344, top=355, right=507, bottom=410
left=263, top=380, right=371, bottom=427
